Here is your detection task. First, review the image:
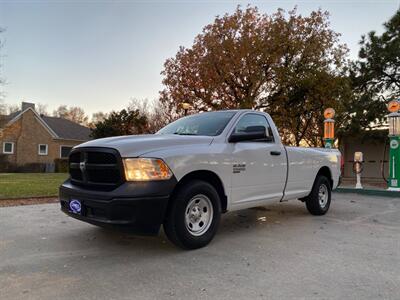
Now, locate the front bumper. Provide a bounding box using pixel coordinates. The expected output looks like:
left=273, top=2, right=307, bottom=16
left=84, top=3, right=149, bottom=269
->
left=59, top=178, right=177, bottom=235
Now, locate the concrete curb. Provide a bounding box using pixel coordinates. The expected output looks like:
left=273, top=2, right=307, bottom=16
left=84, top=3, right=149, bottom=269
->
left=334, top=187, right=400, bottom=198
left=0, top=195, right=57, bottom=200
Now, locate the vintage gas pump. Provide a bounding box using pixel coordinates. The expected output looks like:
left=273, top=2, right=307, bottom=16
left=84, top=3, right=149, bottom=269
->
left=353, top=152, right=363, bottom=189
left=387, top=100, right=400, bottom=191
left=323, top=108, right=335, bottom=149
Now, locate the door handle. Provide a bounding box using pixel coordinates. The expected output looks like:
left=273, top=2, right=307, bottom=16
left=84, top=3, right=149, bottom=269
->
left=270, top=151, right=281, bottom=156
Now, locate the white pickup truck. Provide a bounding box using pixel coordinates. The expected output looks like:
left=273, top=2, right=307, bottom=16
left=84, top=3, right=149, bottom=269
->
left=60, top=110, right=341, bottom=249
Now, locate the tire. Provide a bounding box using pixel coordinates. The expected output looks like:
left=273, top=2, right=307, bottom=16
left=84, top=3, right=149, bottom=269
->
left=305, top=175, right=331, bottom=215
left=163, top=180, right=221, bottom=250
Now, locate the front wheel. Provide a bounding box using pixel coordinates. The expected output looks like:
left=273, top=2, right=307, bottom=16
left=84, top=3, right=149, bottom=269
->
left=163, top=180, right=221, bottom=249
left=305, top=175, right=331, bottom=215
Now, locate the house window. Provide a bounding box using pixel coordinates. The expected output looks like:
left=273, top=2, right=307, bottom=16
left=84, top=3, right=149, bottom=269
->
left=38, top=144, right=48, bottom=156
left=3, top=142, right=14, bottom=154
left=60, top=146, right=73, bottom=158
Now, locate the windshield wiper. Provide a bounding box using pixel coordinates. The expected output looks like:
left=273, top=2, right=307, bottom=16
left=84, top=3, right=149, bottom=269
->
left=173, top=132, right=198, bottom=136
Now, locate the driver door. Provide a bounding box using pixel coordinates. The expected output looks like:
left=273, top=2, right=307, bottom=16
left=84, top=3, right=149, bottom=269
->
left=228, top=113, right=286, bottom=209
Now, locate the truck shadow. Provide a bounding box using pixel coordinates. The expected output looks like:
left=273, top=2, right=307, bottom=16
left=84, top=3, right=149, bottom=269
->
left=68, top=201, right=313, bottom=255
left=216, top=201, right=311, bottom=237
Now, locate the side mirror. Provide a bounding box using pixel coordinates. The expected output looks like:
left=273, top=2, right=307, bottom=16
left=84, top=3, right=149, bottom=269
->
left=229, top=126, right=272, bottom=143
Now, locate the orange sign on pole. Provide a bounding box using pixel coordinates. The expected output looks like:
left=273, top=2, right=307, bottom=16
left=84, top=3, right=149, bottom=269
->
left=323, top=108, right=335, bottom=119
left=388, top=100, right=400, bottom=113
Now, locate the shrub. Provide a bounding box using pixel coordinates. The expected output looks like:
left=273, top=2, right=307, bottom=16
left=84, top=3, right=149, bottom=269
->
left=54, top=158, right=69, bottom=173
left=17, top=163, right=47, bottom=173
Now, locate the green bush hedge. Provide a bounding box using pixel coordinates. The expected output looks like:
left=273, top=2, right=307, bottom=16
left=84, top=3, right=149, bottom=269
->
left=54, top=158, right=69, bottom=173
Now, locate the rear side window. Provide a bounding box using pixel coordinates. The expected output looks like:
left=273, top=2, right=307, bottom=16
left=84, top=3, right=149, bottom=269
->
left=233, top=113, right=274, bottom=141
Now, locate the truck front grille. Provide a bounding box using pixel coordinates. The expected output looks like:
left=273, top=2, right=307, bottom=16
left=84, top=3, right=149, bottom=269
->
left=68, top=148, right=124, bottom=191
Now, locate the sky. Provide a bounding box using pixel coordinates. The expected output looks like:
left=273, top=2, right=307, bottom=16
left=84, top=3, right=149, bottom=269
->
left=0, top=0, right=399, bottom=116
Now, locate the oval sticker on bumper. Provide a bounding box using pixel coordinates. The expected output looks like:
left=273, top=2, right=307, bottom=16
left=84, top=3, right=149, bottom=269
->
left=69, top=199, right=82, bottom=214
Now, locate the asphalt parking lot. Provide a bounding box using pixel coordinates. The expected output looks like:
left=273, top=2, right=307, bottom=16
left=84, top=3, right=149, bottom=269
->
left=1, top=193, right=399, bottom=300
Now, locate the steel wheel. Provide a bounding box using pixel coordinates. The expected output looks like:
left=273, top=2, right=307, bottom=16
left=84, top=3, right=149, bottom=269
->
left=318, top=184, right=328, bottom=208
left=164, top=180, right=222, bottom=249
left=185, top=194, right=213, bottom=237
left=305, top=175, right=331, bottom=216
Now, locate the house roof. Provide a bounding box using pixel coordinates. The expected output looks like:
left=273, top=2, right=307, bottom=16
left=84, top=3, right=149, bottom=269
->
left=1, top=108, right=91, bottom=141
left=41, top=115, right=91, bottom=141
left=0, top=111, right=19, bottom=127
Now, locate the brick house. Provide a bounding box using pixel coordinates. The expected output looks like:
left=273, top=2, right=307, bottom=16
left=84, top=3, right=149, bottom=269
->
left=0, top=102, right=91, bottom=172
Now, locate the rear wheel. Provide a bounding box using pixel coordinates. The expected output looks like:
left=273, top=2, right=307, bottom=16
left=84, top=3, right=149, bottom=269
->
left=163, top=180, right=221, bottom=249
left=305, top=175, right=331, bottom=215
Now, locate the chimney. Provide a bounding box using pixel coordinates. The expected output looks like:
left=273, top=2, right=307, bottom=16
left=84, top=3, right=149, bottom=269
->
left=21, top=102, right=35, bottom=111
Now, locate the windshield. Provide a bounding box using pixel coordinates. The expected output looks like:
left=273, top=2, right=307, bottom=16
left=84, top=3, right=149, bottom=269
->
left=157, top=111, right=236, bottom=136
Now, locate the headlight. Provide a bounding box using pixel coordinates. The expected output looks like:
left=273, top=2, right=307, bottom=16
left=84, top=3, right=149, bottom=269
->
left=123, top=158, right=173, bottom=181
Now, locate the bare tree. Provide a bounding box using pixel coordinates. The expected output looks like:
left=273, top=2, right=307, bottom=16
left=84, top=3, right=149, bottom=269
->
left=36, top=103, right=49, bottom=116
left=129, top=98, right=175, bottom=133
left=6, top=104, right=19, bottom=114
left=53, top=105, right=88, bottom=125
left=52, top=105, right=68, bottom=118
left=89, top=111, right=108, bottom=128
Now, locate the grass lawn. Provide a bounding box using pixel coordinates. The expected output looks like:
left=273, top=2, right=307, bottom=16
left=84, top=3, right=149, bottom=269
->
left=0, top=173, right=68, bottom=199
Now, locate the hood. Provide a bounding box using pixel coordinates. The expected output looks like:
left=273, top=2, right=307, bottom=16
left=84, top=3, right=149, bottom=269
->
left=76, top=134, right=214, bottom=157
